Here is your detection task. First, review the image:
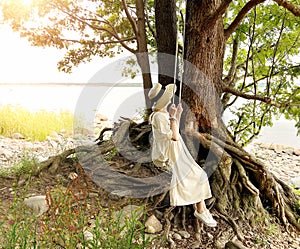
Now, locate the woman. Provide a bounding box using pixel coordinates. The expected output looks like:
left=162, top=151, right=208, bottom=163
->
left=148, top=83, right=217, bottom=227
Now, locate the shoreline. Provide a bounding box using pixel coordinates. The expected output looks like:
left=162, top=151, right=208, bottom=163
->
left=1, top=135, right=299, bottom=187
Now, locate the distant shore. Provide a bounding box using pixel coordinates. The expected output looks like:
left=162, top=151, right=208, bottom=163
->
left=0, top=84, right=299, bottom=148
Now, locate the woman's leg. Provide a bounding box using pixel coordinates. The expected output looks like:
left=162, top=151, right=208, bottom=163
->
left=196, top=201, right=206, bottom=213
left=194, top=200, right=217, bottom=227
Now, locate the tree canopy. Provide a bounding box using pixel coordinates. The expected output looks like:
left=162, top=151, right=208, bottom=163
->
left=0, top=0, right=300, bottom=145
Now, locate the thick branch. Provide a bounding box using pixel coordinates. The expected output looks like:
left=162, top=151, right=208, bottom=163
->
left=60, top=37, right=136, bottom=46
left=209, top=0, right=233, bottom=25
left=273, top=0, right=300, bottom=16
left=224, top=0, right=265, bottom=40
left=122, top=0, right=138, bottom=36
left=222, top=84, right=300, bottom=108
left=57, top=5, right=137, bottom=54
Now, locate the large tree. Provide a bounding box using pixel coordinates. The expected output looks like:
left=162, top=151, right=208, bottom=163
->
left=1, top=0, right=300, bottom=245
left=153, top=0, right=300, bottom=235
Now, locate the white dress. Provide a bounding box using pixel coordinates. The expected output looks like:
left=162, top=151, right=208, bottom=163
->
left=150, top=111, right=212, bottom=206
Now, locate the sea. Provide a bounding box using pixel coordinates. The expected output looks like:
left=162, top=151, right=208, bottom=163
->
left=0, top=83, right=299, bottom=148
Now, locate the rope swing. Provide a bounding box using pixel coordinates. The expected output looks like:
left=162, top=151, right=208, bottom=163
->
left=172, top=0, right=187, bottom=104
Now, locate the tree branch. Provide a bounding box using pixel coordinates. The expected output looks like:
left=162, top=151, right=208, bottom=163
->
left=209, top=0, right=233, bottom=25
left=57, top=6, right=137, bottom=54
left=222, top=84, right=300, bottom=108
left=122, top=0, right=138, bottom=36
left=224, top=0, right=265, bottom=40
left=60, top=37, right=136, bottom=46
left=272, top=0, right=300, bottom=16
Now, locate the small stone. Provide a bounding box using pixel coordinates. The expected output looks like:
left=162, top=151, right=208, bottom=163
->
left=178, top=230, right=190, bottom=239
left=68, top=172, right=78, bottom=180
left=95, top=113, right=108, bottom=122
left=291, top=176, right=300, bottom=189
left=283, top=148, right=294, bottom=155
left=145, top=214, right=163, bottom=234
left=83, top=230, right=94, bottom=241
left=294, top=149, right=300, bottom=156
left=88, top=192, right=98, bottom=198
left=11, top=133, right=25, bottom=139
left=154, top=210, right=164, bottom=220
left=172, top=233, right=182, bottom=240
left=114, top=205, right=144, bottom=228
left=146, top=225, right=156, bottom=234
left=24, top=195, right=49, bottom=215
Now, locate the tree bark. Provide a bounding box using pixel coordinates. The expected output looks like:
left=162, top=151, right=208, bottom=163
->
left=154, top=0, right=177, bottom=86
left=136, top=0, right=152, bottom=110
left=184, top=0, right=225, bottom=132
left=181, top=0, right=300, bottom=232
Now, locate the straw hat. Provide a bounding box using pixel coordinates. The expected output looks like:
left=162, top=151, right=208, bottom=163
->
left=148, top=83, right=162, bottom=99
left=148, top=83, right=176, bottom=110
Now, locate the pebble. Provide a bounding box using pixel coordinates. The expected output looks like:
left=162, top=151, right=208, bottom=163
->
left=178, top=230, right=191, bottom=239
left=1, top=135, right=299, bottom=189
left=246, top=142, right=300, bottom=187
left=24, top=195, right=49, bottom=215
left=172, top=233, right=182, bottom=240
left=0, top=135, right=92, bottom=168
left=145, top=214, right=163, bottom=234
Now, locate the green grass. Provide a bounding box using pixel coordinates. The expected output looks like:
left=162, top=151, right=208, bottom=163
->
left=0, top=151, right=40, bottom=178
left=0, top=179, right=157, bottom=249
left=0, top=105, right=74, bottom=141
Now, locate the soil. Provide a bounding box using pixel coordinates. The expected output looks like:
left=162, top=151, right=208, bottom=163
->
left=0, top=150, right=300, bottom=249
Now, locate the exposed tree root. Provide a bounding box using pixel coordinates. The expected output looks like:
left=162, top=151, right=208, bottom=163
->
left=32, top=118, right=299, bottom=248
left=191, top=131, right=300, bottom=232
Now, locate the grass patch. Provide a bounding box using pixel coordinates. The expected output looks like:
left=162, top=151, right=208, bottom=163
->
left=0, top=178, right=157, bottom=248
left=0, top=151, right=40, bottom=178
left=0, top=105, right=74, bottom=141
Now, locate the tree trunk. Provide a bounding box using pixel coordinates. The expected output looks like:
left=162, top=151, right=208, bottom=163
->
left=136, top=0, right=152, bottom=111
left=182, top=0, right=300, bottom=232
left=183, top=0, right=225, bottom=133
left=154, top=0, right=177, bottom=86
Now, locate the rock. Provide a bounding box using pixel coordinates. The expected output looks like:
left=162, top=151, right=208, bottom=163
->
left=115, top=205, right=144, bottom=227
left=68, top=172, right=78, bottom=180
left=95, top=113, right=108, bottom=122
left=291, top=176, right=300, bottom=189
left=283, top=148, right=294, bottom=155
left=172, top=233, right=182, bottom=240
left=294, top=149, right=300, bottom=156
left=11, top=132, right=25, bottom=139
left=178, top=230, right=191, bottom=239
left=146, top=225, right=156, bottom=234
left=24, top=195, right=49, bottom=215
left=225, top=239, right=250, bottom=249
left=0, top=148, right=13, bottom=159
left=83, top=230, right=94, bottom=241
left=145, top=214, right=163, bottom=234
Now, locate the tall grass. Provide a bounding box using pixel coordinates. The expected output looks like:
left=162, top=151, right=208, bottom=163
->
left=0, top=176, right=157, bottom=248
left=0, top=105, right=74, bottom=141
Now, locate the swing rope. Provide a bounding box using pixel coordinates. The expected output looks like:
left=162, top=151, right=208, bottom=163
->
left=172, top=0, right=187, bottom=104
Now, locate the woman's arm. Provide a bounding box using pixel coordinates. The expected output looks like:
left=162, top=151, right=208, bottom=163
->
left=176, top=103, right=183, bottom=121
left=169, top=104, right=180, bottom=141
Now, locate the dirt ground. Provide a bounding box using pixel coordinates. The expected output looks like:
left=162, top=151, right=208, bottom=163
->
left=0, top=156, right=300, bottom=249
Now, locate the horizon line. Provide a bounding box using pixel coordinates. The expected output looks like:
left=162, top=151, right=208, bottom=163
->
left=0, top=82, right=143, bottom=87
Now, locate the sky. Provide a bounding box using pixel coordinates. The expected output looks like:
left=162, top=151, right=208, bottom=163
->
left=0, top=24, right=110, bottom=83
left=0, top=20, right=299, bottom=147
left=0, top=24, right=146, bottom=124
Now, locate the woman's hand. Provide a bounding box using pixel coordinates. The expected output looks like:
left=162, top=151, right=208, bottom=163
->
left=169, top=104, right=177, bottom=118
left=177, top=103, right=183, bottom=115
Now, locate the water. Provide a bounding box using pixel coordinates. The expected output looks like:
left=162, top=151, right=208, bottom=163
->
left=0, top=83, right=145, bottom=121
left=0, top=83, right=299, bottom=148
